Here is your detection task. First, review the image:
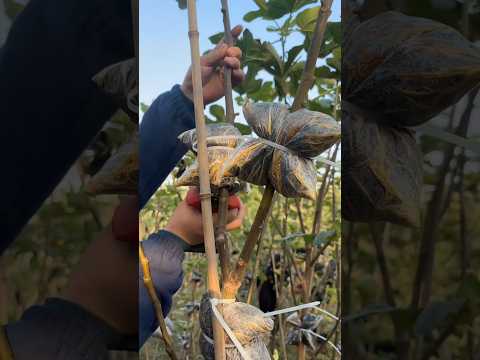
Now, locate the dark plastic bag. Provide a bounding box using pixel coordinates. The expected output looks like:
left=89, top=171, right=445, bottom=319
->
left=343, top=11, right=480, bottom=127
left=342, top=102, right=423, bottom=227
left=93, top=58, right=138, bottom=118
left=217, top=102, right=340, bottom=200
left=86, top=133, right=138, bottom=195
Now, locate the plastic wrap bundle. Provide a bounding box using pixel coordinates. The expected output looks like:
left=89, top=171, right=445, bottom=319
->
left=343, top=11, right=480, bottom=127
left=93, top=58, right=138, bottom=117
left=199, top=294, right=274, bottom=360
left=86, top=134, right=138, bottom=195
left=286, top=313, right=323, bottom=350
left=177, top=124, right=242, bottom=188
left=217, top=102, right=340, bottom=200
left=342, top=102, right=423, bottom=227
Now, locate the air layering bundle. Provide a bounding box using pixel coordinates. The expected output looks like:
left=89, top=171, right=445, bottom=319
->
left=342, top=11, right=480, bottom=227
left=343, top=11, right=480, bottom=127
left=217, top=102, right=340, bottom=200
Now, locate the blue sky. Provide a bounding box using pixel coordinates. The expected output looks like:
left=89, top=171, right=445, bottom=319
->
left=140, top=0, right=341, bottom=111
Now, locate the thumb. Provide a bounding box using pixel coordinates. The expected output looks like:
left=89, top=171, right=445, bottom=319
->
left=201, top=44, right=228, bottom=67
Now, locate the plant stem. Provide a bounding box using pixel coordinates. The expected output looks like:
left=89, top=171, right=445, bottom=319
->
left=186, top=1, right=225, bottom=358
left=411, top=87, right=479, bottom=311
left=223, top=185, right=275, bottom=299
left=216, top=188, right=231, bottom=286
left=291, top=0, right=333, bottom=111
left=271, top=250, right=288, bottom=360
left=139, top=245, right=178, bottom=360
left=220, top=0, right=235, bottom=124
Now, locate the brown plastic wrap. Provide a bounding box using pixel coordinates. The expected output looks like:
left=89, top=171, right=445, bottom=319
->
left=93, top=58, right=138, bottom=117
left=177, top=124, right=242, bottom=188
left=86, top=134, right=138, bottom=195
left=199, top=294, right=273, bottom=360
left=178, top=123, right=242, bottom=150
left=217, top=102, right=340, bottom=200
left=343, top=11, right=480, bottom=127
left=176, top=146, right=236, bottom=187
left=342, top=102, right=423, bottom=227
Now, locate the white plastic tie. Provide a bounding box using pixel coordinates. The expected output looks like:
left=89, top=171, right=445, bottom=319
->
left=301, top=329, right=342, bottom=355
left=262, top=301, right=320, bottom=318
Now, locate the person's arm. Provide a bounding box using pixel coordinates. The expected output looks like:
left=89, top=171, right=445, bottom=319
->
left=139, top=85, right=195, bottom=208
left=139, top=230, right=187, bottom=347
left=0, top=0, right=134, bottom=255
left=4, top=298, right=134, bottom=360
left=139, top=25, right=245, bottom=209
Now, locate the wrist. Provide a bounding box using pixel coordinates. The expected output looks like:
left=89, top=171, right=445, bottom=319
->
left=180, top=83, right=194, bottom=103
left=164, top=222, right=195, bottom=246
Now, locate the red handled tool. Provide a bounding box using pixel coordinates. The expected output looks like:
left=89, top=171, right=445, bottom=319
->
left=186, top=187, right=240, bottom=212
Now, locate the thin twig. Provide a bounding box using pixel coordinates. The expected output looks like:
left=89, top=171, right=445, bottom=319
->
left=139, top=245, right=178, bottom=360
left=223, top=185, right=275, bottom=298
left=291, top=0, right=334, bottom=111
left=220, top=0, right=235, bottom=124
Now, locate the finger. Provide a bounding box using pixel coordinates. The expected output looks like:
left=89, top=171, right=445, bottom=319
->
left=231, top=25, right=243, bottom=40
left=232, top=69, right=246, bottom=85
left=226, top=199, right=246, bottom=231
left=215, top=25, right=243, bottom=48
left=226, top=208, right=239, bottom=224
left=202, top=44, right=228, bottom=67
left=226, top=47, right=242, bottom=59
left=224, top=57, right=241, bottom=70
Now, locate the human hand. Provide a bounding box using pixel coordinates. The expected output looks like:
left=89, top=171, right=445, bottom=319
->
left=165, top=188, right=246, bottom=246
left=181, top=25, right=245, bottom=105
left=62, top=196, right=139, bottom=335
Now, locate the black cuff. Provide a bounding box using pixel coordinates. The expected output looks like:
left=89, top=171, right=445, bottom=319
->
left=6, top=298, right=138, bottom=359
left=159, top=229, right=205, bottom=253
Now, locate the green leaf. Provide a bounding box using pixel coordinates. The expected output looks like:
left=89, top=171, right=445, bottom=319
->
left=244, top=10, right=264, bottom=22
left=209, top=104, right=225, bottom=122
left=234, top=122, right=252, bottom=135
left=209, top=32, right=224, bottom=45
left=326, top=48, right=341, bottom=71
left=263, top=42, right=285, bottom=75
left=314, top=230, right=337, bottom=247
left=416, top=125, right=480, bottom=154
left=254, top=0, right=268, bottom=11
left=315, top=65, right=338, bottom=80
left=296, top=6, right=320, bottom=32
left=249, top=81, right=276, bottom=102
left=285, top=45, right=304, bottom=72
left=282, top=232, right=308, bottom=243
left=415, top=300, right=465, bottom=336
left=140, top=102, right=150, bottom=113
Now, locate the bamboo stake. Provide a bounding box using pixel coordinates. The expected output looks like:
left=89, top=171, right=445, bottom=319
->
left=186, top=1, right=226, bottom=359
left=139, top=245, right=178, bottom=360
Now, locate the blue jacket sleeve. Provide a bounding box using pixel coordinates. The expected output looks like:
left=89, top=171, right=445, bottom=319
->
left=139, top=230, right=188, bottom=347
left=139, top=84, right=195, bottom=208
left=5, top=298, right=137, bottom=359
